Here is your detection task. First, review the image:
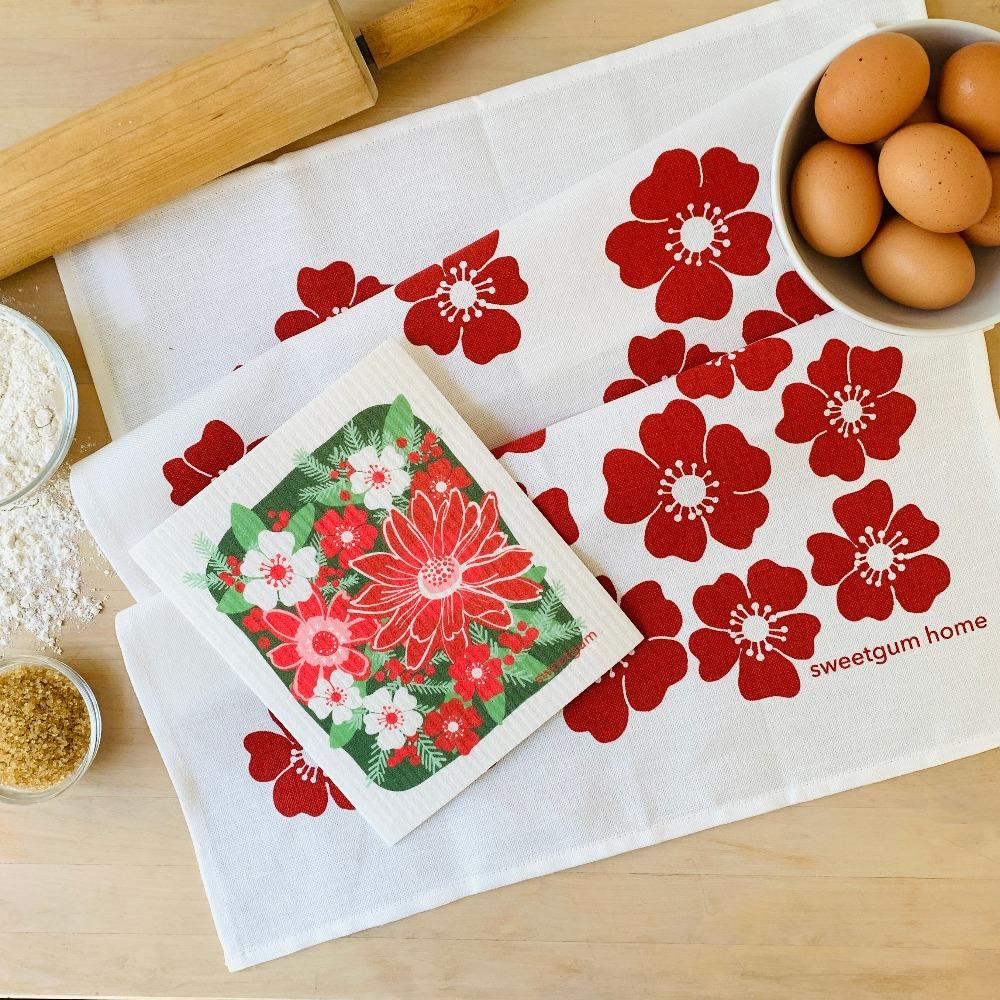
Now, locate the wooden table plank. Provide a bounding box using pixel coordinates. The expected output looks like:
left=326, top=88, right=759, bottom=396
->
left=1, top=1, right=998, bottom=997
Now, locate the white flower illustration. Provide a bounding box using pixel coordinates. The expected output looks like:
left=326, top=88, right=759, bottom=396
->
left=307, top=670, right=362, bottom=725
left=242, top=530, right=319, bottom=610
left=348, top=445, right=410, bottom=511
left=362, top=686, right=422, bottom=751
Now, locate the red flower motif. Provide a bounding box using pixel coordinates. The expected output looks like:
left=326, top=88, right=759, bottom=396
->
left=411, top=458, right=473, bottom=508
left=603, top=399, right=770, bottom=561
left=243, top=713, right=354, bottom=817
left=163, top=420, right=264, bottom=506
left=352, top=488, right=543, bottom=667
left=606, top=147, right=772, bottom=324
left=564, top=577, right=687, bottom=743
left=677, top=272, right=827, bottom=399
left=604, top=328, right=718, bottom=403
left=448, top=643, right=503, bottom=701
left=274, top=262, right=389, bottom=341
left=315, top=505, right=377, bottom=564
left=423, top=699, right=482, bottom=755
left=690, top=559, right=821, bottom=701
left=776, top=339, right=916, bottom=481
left=807, top=480, right=950, bottom=621
left=532, top=487, right=579, bottom=545
left=492, top=428, right=546, bottom=460
left=262, top=585, right=377, bottom=701
left=395, top=231, right=529, bottom=364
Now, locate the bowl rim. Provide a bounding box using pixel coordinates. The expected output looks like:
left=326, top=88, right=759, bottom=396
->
left=0, top=303, right=80, bottom=510
left=770, top=18, right=1000, bottom=338
left=0, top=654, right=102, bottom=804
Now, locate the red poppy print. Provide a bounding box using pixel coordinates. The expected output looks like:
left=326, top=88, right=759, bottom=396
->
left=603, top=399, right=770, bottom=561
left=449, top=643, right=503, bottom=701
left=606, top=147, right=772, bottom=324
left=564, top=577, right=687, bottom=743
left=423, top=699, right=483, bottom=755
left=411, top=458, right=472, bottom=508
left=262, top=585, right=378, bottom=701
left=604, top=328, right=718, bottom=403
left=492, top=428, right=546, bottom=460
left=244, top=713, right=354, bottom=817
left=776, top=339, right=916, bottom=481
left=352, top=488, right=542, bottom=667
left=314, top=505, right=377, bottom=565
left=690, top=559, right=821, bottom=701
left=532, top=487, right=579, bottom=545
left=274, top=262, right=389, bottom=341
left=163, top=420, right=264, bottom=506
left=677, top=272, right=827, bottom=399
left=807, top=479, right=950, bottom=622
left=394, top=230, right=529, bottom=365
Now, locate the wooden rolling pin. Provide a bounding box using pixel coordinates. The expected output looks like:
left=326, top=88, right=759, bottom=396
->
left=0, top=0, right=514, bottom=279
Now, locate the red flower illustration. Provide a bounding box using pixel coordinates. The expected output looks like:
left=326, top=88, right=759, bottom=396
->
left=676, top=272, right=827, bottom=400
left=395, top=231, right=529, bottom=364
left=163, top=420, right=264, bottom=506
left=352, top=488, right=543, bottom=667
left=532, top=487, right=579, bottom=545
left=807, top=480, right=950, bottom=621
left=315, top=505, right=377, bottom=564
left=244, top=713, right=354, bottom=817
left=423, top=699, right=483, bottom=755
left=776, top=339, right=916, bottom=481
left=263, top=585, right=377, bottom=701
left=492, top=428, right=546, bottom=460
left=606, top=147, right=772, bottom=324
left=604, top=328, right=718, bottom=403
left=603, top=399, right=770, bottom=561
left=449, top=643, right=503, bottom=701
left=690, top=559, right=821, bottom=701
left=411, top=458, right=473, bottom=507
left=274, top=262, right=389, bottom=341
left=564, top=577, right=687, bottom=743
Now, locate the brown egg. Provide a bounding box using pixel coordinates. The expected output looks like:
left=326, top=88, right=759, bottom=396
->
left=861, top=216, right=975, bottom=309
left=938, top=42, right=1000, bottom=152
left=791, top=140, right=883, bottom=256
left=878, top=123, right=992, bottom=233
left=871, top=98, right=939, bottom=154
left=816, top=33, right=930, bottom=144
left=964, top=155, right=1000, bottom=246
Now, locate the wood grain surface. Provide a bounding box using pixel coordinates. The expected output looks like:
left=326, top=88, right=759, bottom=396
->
left=1, top=2, right=998, bottom=998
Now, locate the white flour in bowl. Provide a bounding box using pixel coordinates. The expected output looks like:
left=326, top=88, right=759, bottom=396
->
left=0, top=314, right=63, bottom=501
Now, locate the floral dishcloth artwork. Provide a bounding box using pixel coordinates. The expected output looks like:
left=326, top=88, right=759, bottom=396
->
left=184, top=395, right=584, bottom=792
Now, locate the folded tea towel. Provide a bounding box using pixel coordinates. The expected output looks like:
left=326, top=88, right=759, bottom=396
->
left=115, top=312, right=1000, bottom=970
left=55, top=0, right=924, bottom=437
left=71, top=13, right=1000, bottom=966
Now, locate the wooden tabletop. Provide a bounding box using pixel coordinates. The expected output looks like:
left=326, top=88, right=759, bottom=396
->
left=2, top=2, right=999, bottom=998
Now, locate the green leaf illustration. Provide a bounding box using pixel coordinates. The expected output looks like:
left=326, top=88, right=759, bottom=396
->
left=286, top=503, right=316, bottom=549
left=217, top=588, right=252, bottom=615
left=524, top=565, right=547, bottom=583
left=231, top=504, right=266, bottom=553
left=483, top=691, right=506, bottom=724
left=328, top=711, right=362, bottom=749
left=382, top=394, right=414, bottom=451
left=313, top=485, right=362, bottom=508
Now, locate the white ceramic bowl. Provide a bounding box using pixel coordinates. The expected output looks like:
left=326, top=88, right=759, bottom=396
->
left=772, top=19, right=1000, bottom=338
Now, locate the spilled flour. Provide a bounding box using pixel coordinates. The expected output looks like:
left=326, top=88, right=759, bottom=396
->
left=0, top=313, right=63, bottom=500
left=0, top=471, right=102, bottom=651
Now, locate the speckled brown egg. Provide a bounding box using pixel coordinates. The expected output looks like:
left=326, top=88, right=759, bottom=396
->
left=861, top=216, right=976, bottom=309
left=938, top=42, right=1000, bottom=152
left=878, top=123, right=992, bottom=233
left=816, top=33, right=930, bottom=144
left=791, top=140, right=883, bottom=256
left=964, top=155, right=1000, bottom=246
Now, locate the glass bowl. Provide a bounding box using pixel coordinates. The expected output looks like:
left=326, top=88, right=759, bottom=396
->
left=0, top=303, right=79, bottom=511
left=0, top=655, right=102, bottom=804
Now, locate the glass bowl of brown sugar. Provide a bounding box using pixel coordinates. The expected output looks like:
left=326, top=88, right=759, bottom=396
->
left=0, top=655, right=101, bottom=804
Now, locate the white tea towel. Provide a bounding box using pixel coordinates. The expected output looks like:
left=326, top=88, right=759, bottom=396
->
left=117, top=313, right=1000, bottom=970
left=55, top=0, right=923, bottom=436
